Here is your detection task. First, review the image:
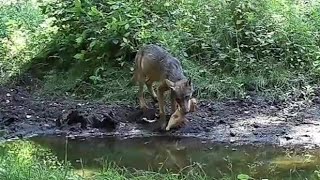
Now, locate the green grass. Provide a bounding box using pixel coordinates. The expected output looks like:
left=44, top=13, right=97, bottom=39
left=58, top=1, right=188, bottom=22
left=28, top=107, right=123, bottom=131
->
left=28, top=57, right=317, bottom=104
left=0, top=141, right=79, bottom=180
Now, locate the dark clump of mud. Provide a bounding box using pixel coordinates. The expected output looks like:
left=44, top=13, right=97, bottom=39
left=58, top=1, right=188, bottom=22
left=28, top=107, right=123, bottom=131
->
left=1, top=85, right=320, bottom=148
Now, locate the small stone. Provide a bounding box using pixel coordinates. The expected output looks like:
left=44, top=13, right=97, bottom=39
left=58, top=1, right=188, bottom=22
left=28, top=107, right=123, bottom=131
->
left=252, top=123, right=260, bottom=128
left=244, top=111, right=250, bottom=114
left=218, top=120, right=226, bottom=124
left=4, top=117, right=16, bottom=126
left=284, top=135, right=293, bottom=140
left=270, top=106, right=277, bottom=110
left=204, top=127, right=210, bottom=132
left=230, top=131, right=236, bottom=137
left=6, top=93, right=11, bottom=97
left=26, top=115, right=32, bottom=119
left=5, top=100, right=10, bottom=103
left=109, top=111, right=115, bottom=117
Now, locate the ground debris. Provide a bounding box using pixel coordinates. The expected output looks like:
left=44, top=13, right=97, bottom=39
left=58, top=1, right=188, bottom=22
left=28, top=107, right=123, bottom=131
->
left=2, top=85, right=320, bottom=148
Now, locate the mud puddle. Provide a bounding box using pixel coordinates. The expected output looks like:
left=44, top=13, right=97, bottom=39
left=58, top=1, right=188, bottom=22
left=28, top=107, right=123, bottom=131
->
left=25, top=135, right=320, bottom=179
left=2, top=85, right=320, bottom=147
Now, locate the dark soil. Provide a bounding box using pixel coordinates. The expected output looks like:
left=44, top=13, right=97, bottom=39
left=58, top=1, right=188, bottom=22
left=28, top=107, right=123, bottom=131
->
left=1, top=85, right=320, bottom=148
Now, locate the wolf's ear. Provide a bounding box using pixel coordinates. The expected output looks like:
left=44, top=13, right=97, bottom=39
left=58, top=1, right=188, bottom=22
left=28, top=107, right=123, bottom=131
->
left=165, top=79, right=175, bottom=90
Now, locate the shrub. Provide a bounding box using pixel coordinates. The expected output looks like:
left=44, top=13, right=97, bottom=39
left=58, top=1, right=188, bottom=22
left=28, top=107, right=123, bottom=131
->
left=1, top=0, right=320, bottom=101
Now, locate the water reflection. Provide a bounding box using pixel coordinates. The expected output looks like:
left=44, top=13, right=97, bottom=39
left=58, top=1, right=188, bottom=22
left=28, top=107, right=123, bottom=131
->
left=30, top=136, right=320, bottom=179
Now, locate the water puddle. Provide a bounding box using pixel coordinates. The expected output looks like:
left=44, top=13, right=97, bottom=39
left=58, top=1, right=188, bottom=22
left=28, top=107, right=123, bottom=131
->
left=13, top=136, right=320, bottom=179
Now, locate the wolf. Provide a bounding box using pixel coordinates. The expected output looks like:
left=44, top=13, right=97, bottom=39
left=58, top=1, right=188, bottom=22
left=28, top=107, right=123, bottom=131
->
left=131, top=44, right=194, bottom=129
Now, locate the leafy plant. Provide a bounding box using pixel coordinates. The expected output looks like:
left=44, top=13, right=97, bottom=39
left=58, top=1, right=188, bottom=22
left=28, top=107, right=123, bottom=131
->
left=2, top=0, right=320, bottom=101
left=237, top=174, right=252, bottom=180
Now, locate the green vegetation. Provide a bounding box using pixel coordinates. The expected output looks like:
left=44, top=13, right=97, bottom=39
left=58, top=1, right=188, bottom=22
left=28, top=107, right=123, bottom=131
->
left=3, top=139, right=320, bottom=180
left=0, top=140, right=208, bottom=180
left=3, top=1, right=320, bottom=179
left=1, top=0, right=320, bottom=102
left=0, top=140, right=78, bottom=179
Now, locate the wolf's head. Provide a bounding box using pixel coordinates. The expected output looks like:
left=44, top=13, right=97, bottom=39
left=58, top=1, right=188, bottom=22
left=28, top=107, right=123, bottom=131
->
left=165, top=78, right=194, bottom=114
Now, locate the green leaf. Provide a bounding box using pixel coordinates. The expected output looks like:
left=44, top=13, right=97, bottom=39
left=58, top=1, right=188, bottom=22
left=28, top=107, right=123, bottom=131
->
left=237, top=174, right=251, bottom=180
left=90, top=6, right=101, bottom=16
left=73, top=53, right=84, bottom=60
left=124, top=24, right=129, bottom=30
left=182, top=52, right=188, bottom=57
left=74, top=0, right=83, bottom=13
left=236, top=20, right=244, bottom=25
left=110, top=5, right=119, bottom=10
left=75, top=0, right=81, bottom=8
left=75, top=36, right=83, bottom=45
left=89, top=40, right=96, bottom=50
left=123, top=37, right=128, bottom=43
left=124, top=32, right=130, bottom=37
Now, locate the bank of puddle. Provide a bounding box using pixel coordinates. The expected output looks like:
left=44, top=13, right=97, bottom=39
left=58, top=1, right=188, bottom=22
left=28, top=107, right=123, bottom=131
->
left=8, top=135, right=320, bottom=179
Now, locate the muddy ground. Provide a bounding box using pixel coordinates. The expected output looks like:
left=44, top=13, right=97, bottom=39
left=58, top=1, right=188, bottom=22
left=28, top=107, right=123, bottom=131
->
left=1, top=85, right=320, bottom=148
